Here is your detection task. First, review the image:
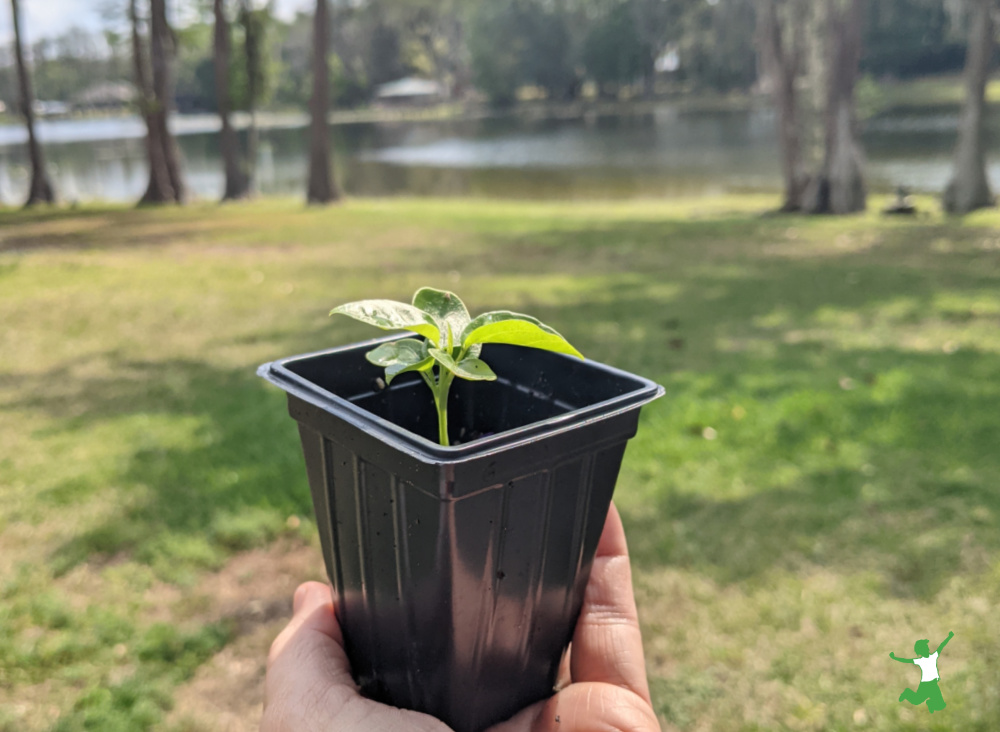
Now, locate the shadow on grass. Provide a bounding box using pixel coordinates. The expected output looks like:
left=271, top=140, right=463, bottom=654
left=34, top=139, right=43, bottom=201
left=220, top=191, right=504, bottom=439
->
left=455, top=220, right=1000, bottom=603
left=607, top=336, right=1000, bottom=599
left=0, top=203, right=285, bottom=254
left=2, top=355, right=313, bottom=579
left=0, top=205, right=122, bottom=227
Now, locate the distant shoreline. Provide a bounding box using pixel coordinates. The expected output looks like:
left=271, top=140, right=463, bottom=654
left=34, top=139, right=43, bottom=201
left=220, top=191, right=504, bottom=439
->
left=0, top=95, right=761, bottom=148
left=0, top=94, right=756, bottom=139
left=0, top=72, right=984, bottom=145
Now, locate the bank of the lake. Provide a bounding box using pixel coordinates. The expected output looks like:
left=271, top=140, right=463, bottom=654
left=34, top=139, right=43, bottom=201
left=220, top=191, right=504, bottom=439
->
left=3, top=73, right=1000, bottom=205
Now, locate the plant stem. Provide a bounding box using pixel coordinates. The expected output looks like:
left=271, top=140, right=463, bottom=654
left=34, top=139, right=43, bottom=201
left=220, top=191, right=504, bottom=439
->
left=436, top=392, right=449, bottom=446
left=434, top=370, right=455, bottom=446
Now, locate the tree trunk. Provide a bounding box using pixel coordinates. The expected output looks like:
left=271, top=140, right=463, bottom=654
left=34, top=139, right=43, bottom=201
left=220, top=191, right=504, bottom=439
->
left=215, top=0, right=249, bottom=201
left=802, top=0, right=867, bottom=214
left=132, top=0, right=174, bottom=204
left=141, top=0, right=185, bottom=205
left=10, top=0, right=55, bottom=207
left=240, top=0, right=259, bottom=193
left=756, top=0, right=808, bottom=211
left=307, top=0, right=339, bottom=204
left=943, top=0, right=995, bottom=214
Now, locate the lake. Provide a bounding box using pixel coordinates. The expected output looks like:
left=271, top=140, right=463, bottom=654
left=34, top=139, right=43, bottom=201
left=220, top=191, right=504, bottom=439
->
left=0, top=105, right=986, bottom=204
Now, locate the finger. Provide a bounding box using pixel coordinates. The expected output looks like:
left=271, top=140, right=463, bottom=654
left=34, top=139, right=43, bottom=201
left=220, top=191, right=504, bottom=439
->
left=534, top=684, right=660, bottom=732
left=488, top=683, right=660, bottom=732
left=595, top=500, right=629, bottom=559
left=569, top=503, right=652, bottom=704
left=266, top=581, right=356, bottom=707
left=268, top=581, right=344, bottom=668
left=554, top=644, right=571, bottom=692
left=264, top=582, right=455, bottom=732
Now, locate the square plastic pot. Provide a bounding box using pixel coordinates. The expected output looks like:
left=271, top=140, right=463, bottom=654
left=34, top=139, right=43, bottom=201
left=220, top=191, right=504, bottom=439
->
left=258, top=335, right=663, bottom=732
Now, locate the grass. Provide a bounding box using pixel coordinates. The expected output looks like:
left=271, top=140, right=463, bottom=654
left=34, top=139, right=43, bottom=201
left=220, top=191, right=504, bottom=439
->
left=1, top=194, right=999, bottom=730
left=864, top=72, right=1000, bottom=116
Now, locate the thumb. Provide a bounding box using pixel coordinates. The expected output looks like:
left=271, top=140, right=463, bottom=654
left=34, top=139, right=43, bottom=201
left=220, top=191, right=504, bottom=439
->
left=266, top=582, right=356, bottom=699
left=568, top=503, right=651, bottom=704
left=293, top=581, right=335, bottom=622
left=270, top=581, right=344, bottom=661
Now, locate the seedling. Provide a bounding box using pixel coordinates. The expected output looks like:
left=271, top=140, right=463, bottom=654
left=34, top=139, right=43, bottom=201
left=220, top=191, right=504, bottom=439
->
left=331, top=287, right=583, bottom=446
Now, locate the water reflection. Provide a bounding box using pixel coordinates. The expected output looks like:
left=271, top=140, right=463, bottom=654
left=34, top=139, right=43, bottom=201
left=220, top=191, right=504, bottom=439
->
left=0, top=105, right=990, bottom=204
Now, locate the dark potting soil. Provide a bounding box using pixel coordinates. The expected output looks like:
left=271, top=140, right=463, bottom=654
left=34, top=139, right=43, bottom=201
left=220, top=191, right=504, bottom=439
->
left=283, top=342, right=642, bottom=448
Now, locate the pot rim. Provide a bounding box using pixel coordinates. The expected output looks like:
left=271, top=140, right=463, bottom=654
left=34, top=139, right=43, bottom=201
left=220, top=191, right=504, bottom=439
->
left=258, top=333, right=664, bottom=464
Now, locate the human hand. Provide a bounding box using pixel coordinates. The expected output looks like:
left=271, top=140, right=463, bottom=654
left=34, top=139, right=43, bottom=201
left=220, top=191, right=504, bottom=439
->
left=262, top=581, right=448, bottom=732
left=261, top=502, right=660, bottom=732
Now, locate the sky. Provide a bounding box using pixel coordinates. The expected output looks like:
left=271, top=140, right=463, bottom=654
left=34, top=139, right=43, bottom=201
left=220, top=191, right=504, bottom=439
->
left=0, top=0, right=312, bottom=45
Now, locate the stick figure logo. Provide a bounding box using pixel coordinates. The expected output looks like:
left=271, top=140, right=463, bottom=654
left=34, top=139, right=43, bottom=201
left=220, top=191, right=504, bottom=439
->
left=888, top=632, right=953, bottom=713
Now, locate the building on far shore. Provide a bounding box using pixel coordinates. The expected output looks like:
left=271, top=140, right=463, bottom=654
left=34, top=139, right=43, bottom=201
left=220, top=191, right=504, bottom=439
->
left=73, top=82, right=136, bottom=112
left=33, top=100, right=72, bottom=117
left=375, top=77, right=447, bottom=107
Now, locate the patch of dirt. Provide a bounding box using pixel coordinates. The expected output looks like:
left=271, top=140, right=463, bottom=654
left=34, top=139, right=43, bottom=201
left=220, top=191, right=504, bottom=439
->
left=165, top=539, right=326, bottom=731
left=0, top=680, right=63, bottom=732
left=167, top=621, right=286, bottom=732
left=198, top=539, right=322, bottom=627
left=0, top=216, right=113, bottom=253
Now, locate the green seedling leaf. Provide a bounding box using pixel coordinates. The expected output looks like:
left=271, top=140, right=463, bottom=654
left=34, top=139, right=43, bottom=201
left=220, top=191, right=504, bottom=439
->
left=412, top=287, right=472, bottom=349
left=331, top=300, right=440, bottom=343
left=365, top=339, right=434, bottom=383
left=331, top=289, right=582, bottom=446
left=461, top=311, right=584, bottom=359
left=429, top=348, right=498, bottom=381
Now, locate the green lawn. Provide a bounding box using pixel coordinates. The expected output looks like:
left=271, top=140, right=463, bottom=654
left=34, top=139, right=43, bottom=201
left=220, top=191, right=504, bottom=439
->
left=864, top=73, right=1000, bottom=116
left=2, top=195, right=999, bottom=731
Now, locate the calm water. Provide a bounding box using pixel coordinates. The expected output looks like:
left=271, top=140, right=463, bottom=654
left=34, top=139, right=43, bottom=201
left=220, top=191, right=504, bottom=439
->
left=0, top=105, right=988, bottom=203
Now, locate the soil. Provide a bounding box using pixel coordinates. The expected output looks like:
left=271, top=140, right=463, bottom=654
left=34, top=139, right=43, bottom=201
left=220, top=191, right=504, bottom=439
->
left=164, top=539, right=326, bottom=731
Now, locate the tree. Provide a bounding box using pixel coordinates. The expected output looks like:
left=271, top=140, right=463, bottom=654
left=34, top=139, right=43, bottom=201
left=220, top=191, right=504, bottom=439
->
left=367, top=9, right=406, bottom=88
left=468, top=0, right=578, bottom=106
left=468, top=1, right=524, bottom=106
left=131, top=0, right=172, bottom=203
left=134, top=0, right=186, bottom=204
left=238, top=0, right=271, bottom=192
left=269, top=0, right=473, bottom=109
left=943, top=0, right=995, bottom=214
left=582, top=1, right=649, bottom=96
left=863, top=0, right=966, bottom=78
left=631, top=0, right=681, bottom=97
left=519, top=2, right=578, bottom=101
left=801, top=0, right=867, bottom=214
left=9, top=0, right=55, bottom=206
left=273, top=9, right=313, bottom=108
left=403, top=0, right=474, bottom=97
left=756, top=0, right=809, bottom=211
left=215, top=0, right=249, bottom=200
left=174, top=13, right=215, bottom=112
left=677, top=0, right=757, bottom=93
left=149, top=0, right=186, bottom=202
left=307, top=0, right=339, bottom=204
left=29, top=27, right=122, bottom=103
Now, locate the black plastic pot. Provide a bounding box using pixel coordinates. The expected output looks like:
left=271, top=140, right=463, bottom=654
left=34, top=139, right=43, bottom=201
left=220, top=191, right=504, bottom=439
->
left=258, top=335, right=663, bottom=732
